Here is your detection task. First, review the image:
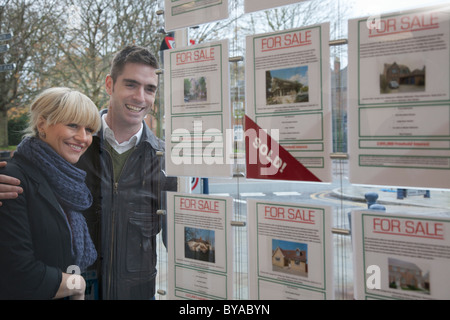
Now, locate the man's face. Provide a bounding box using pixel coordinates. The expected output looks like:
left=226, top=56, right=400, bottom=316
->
left=105, top=62, right=158, bottom=128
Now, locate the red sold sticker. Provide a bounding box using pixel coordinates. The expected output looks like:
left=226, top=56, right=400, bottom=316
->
left=245, top=115, right=321, bottom=182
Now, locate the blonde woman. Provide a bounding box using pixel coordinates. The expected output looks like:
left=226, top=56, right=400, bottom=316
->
left=0, top=87, right=101, bottom=299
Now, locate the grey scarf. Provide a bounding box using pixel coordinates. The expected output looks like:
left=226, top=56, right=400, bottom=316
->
left=17, top=137, right=97, bottom=271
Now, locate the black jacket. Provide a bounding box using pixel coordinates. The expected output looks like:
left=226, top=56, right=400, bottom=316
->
left=78, top=110, right=177, bottom=299
left=0, top=154, right=73, bottom=299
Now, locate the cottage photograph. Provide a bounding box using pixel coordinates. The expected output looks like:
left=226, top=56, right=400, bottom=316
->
left=272, top=239, right=308, bottom=278
left=379, top=60, right=426, bottom=94
left=184, top=76, right=208, bottom=103
left=266, top=66, right=309, bottom=105
left=388, top=257, right=430, bottom=295
left=184, top=227, right=216, bottom=263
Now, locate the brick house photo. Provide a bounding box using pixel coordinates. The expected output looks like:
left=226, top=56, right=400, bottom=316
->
left=388, top=258, right=430, bottom=294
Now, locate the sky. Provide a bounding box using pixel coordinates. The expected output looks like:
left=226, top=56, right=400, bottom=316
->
left=272, top=239, right=308, bottom=256
left=270, top=66, right=308, bottom=86
left=350, top=0, right=450, bottom=17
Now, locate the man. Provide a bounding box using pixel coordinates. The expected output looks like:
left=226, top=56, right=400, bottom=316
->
left=0, top=45, right=177, bottom=299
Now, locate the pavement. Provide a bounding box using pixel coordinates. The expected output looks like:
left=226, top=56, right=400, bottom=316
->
left=332, top=184, right=450, bottom=215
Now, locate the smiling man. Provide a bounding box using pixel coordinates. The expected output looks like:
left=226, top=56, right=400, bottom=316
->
left=74, top=45, right=177, bottom=300
left=104, top=56, right=158, bottom=143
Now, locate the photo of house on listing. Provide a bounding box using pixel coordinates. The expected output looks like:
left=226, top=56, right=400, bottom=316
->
left=184, top=76, right=208, bottom=103
left=266, top=66, right=309, bottom=105
left=388, top=257, right=430, bottom=295
left=272, top=239, right=308, bottom=278
left=379, top=61, right=425, bottom=94
left=184, top=227, right=215, bottom=263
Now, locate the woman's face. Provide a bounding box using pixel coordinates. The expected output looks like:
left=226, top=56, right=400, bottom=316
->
left=38, top=122, right=94, bottom=164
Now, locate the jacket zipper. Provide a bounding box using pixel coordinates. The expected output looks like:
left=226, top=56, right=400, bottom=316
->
left=107, top=181, right=118, bottom=299
left=105, top=146, right=137, bottom=299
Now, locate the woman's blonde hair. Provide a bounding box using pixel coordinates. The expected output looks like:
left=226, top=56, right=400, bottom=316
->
left=24, top=87, right=101, bottom=138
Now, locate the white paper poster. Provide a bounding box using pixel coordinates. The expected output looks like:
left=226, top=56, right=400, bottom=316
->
left=245, top=23, right=332, bottom=182
left=164, top=0, right=229, bottom=31
left=244, top=0, right=305, bottom=13
left=348, top=5, right=450, bottom=188
left=247, top=199, right=333, bottom=300
left=167, top=192, right=233, bottom=300
left=351, top=210, right=450, bottom=300
left=164, top=39, right=233, bottom=177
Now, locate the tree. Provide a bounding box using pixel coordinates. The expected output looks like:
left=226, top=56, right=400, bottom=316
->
left=240, top=0, right=350, bottom=39
left=48, top=0, right=166, bottom=133
left=1, top=0, right=168, bottom=145
left=1, top=0, right=352, bottom=147
left=0, top=0, right=63, bottom=148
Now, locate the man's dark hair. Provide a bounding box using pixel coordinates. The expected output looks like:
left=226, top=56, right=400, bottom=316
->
left=110, top=45, right=159, bottom=83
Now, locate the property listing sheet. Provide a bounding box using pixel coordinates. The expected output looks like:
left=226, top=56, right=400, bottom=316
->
left=244, top=0, right=304, bottom=13
left=247, top=199, right=333, bottom=300
left=245, top=23, right=332, bottom=182
left=167, top=192, right=233, bottom=300
left=164, top=39, right=233, bottom=178
left=164, top=0, right=228, bottom=31
left=351, top=210, right=450, bottom=300
left=348, top=5, right=450, bottom=188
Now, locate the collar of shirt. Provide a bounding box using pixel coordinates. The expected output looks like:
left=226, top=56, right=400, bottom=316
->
left=101, top=114, right=143, bottom=154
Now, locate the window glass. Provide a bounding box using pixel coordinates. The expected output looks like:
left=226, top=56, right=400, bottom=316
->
left=157, top=0, right=450, bottom=300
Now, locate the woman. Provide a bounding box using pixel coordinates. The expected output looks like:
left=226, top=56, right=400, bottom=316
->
left=0, top=87, right=101, bottom=299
